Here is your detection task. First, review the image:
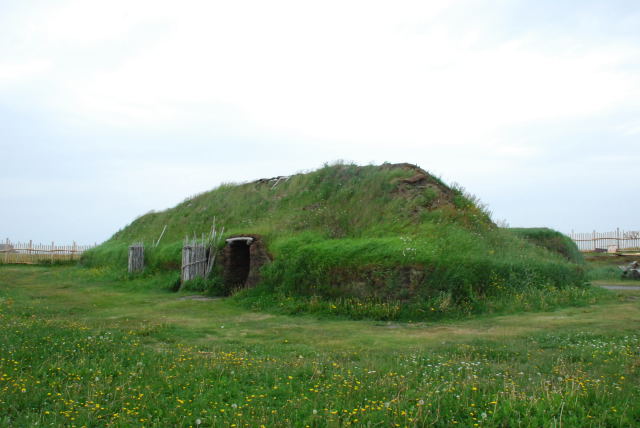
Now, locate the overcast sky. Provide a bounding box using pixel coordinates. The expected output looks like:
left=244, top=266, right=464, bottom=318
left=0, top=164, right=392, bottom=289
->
left=1, top=0, right=639, bottom=244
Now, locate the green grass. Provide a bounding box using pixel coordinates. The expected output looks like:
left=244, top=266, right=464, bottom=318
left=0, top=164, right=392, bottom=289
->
left=583, top=253, right=640, bottom=282
left=79, top=162, right=588, bottom=320
left=508, top=228, right=584, bottom=264
left=1, top=265, right=639, bottom=427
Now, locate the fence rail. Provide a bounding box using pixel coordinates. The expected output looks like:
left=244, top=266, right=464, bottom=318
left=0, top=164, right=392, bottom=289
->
left=569, top=229, right=640, bottom=252
left=0, top=239, right=94, bottom=264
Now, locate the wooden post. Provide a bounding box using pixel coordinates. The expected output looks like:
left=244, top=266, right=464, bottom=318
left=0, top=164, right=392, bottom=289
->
left=155, top=225, right=167, bottom=248
left=128, top=243, right=144, bottom=273
left=181, top=241, right=186, bottom=281
left=182, top=243, right=193, bottom=282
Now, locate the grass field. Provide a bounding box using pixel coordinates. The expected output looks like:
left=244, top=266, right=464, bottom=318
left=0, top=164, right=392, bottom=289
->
left=584, top=253, right=639, bottom=283
left=1, top=265, right=639, bottom=427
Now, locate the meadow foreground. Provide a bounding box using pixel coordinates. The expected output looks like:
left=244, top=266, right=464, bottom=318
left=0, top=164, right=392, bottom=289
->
left=1, top=265, right=639, bottom=427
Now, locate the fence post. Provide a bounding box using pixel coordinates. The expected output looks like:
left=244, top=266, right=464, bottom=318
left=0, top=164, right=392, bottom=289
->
left=181, top=244, right=192, bottom=282
left=128, top=243, right=144, bottom=273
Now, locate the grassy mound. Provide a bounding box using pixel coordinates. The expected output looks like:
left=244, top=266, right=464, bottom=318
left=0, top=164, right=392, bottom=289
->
left=509, top=228, right=584, bottom=264
left=83, top=162, right=587, bottom=319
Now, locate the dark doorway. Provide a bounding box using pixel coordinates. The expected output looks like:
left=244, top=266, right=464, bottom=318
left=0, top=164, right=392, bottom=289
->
left=222, top=235, right=270, bottom=290
left=227, top=240, right=251, bottom=286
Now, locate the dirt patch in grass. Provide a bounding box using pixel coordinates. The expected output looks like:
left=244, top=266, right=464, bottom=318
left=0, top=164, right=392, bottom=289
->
left=178, top=295, right=222, bottom=301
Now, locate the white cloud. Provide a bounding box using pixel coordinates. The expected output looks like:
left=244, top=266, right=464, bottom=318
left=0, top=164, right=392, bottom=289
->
left=2, top=0, right=640, bottom=240
left=0, top=60, right=51, bottom=86
left=27, top=0, right=634, bottom=154
left=25, top=0, right=165, bottom=45
left=617, top=120, right=640, bottom=136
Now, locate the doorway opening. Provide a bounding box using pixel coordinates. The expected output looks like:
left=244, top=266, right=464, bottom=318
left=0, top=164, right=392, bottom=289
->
left=222, top=235, right=271, bottom=290
left=225, top=237, right=253, bottom=286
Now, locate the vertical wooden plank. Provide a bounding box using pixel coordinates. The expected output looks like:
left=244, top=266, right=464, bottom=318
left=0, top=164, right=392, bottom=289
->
left=624, top=229, right=628, bottom=250
left=181, top=243, right=188, bottom=282
left=620, top=229, right=623, bottom=250
left=183, top=245, right=187, bottom=282
left=577, top=233, right=581, bottom=251
left=576, top=233, right=584, bottom=251
left=188, top=245, right=193, bottom=281
left=578, top=232, right=582, bottom=251
left=128, top=243, right=144, bottom=273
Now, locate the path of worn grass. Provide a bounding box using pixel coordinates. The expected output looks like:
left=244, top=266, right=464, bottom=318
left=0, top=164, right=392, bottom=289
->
left=1, top=265, right=639, bottom=427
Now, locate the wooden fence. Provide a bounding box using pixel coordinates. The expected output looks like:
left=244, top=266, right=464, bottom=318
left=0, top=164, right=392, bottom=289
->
left=0, top=239, right=94, bottom=264
left=569, top=229, right=640, bottom=252
left=128, top=243, right=144, bottom=273
left=180, top=223, right=224, bottom=285
left=181, top=242, right=208, bottom=282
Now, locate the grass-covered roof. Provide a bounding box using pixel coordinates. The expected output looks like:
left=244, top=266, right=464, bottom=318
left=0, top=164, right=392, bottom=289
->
left=84, top=162, right=585, bottom=319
